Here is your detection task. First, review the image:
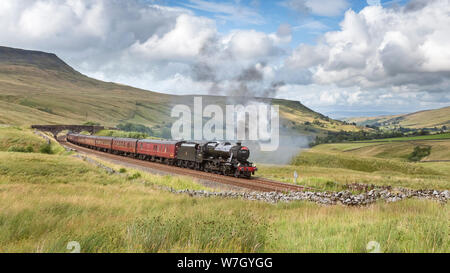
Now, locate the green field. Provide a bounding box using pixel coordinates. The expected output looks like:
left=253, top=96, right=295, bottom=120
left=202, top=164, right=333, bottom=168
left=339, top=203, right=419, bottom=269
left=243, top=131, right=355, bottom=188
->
left=355, top=133, right=450, bottom=142
left=0, top=151, right=448, bottom=252
left=0, top=126, right=65, bottom=154
left=258, top=139, right=450, bottom=191
left=346, top=106, right=450, bottom=129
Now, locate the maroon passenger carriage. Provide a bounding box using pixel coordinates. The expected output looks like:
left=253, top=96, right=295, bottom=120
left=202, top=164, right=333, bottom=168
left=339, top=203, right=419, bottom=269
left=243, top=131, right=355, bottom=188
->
left=68, top=134, right=182, bottom=162
left=95, top=136, right=113, bottom=152
left=136, top=139, right=183, bottom=164
left=111, top=138, right=138, bottom=155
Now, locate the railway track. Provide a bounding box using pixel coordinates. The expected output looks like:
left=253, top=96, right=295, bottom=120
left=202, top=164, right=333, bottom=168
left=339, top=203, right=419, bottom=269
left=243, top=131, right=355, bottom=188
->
left=59, top=139, right=308, bottom=193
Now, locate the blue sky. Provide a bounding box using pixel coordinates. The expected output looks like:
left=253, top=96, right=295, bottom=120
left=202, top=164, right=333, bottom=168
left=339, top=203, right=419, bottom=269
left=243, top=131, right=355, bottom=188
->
left=167, top=0, right=407, bottom=46
left=1, top=0, right=448, bottom=118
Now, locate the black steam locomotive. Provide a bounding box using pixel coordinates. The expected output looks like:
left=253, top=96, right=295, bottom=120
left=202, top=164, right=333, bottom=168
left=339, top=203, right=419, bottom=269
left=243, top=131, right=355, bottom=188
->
left=177, top=141, right=257, bottom=178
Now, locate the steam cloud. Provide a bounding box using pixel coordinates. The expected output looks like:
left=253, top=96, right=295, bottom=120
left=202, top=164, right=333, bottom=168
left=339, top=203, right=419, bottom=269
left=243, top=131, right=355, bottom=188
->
left=192, top=60, right=286, bottom=98
left=243, top=132, right=312, bottom=165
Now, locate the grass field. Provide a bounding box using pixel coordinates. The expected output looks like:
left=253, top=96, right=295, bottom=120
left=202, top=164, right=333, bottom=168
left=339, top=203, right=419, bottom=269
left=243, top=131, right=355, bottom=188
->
left=311, top=140, right=450, bottom=162
left=346, top=106, right=450, bottom=129
left=0, top=126, right=65, bottom=154
left=257, top=139, right=450, bottom=191
left=355, top=133, right=450, bottom=142
left=0, top=151, right=448, bottom=252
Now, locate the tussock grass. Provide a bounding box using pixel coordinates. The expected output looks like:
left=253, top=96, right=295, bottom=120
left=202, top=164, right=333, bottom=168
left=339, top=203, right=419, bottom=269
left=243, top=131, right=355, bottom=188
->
left=0, top=152, right=448, bottom=252
left=258, top=163, right=450, bottom=192
left=292, top=151, right=438, bottom=175
left=0, top=126, right=43, bottom=152
left=85, top=155, right=209, bottom=191
left=319, top=140, right=450, bottom=162
left=258, top=163, right=450, bottom=191
left=0, top=127, right=65, bottom=155
left=258, top=141, right=450, bottom=191
left=268, top=200, right=449, bottom=252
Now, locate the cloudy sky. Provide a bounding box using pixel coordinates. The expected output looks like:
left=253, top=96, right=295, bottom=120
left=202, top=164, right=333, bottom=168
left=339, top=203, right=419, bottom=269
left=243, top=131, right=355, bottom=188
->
left=1, top=0, right=449, bottom=118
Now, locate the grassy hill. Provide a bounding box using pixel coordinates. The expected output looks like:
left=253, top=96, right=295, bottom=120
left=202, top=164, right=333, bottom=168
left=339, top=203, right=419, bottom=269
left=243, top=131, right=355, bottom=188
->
left=258, top=137, right=450, bottom=191
left=0, top=46, right=363, bottom=136
left=346, top=107, right=450, bottom=130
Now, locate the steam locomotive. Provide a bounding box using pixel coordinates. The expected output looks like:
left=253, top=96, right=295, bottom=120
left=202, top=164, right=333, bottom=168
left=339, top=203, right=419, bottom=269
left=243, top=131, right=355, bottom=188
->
left=67, top=134, right=257, bottom=178
left=177, top=141, right=256, bottom=178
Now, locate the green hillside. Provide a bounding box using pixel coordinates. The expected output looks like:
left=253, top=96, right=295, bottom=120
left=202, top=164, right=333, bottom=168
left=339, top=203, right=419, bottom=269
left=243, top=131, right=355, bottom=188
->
left=0, top=46, right=363, bottom=136
left=258, top=137, right=450, bottom=191
left=346, top=107, right=450, bottom=130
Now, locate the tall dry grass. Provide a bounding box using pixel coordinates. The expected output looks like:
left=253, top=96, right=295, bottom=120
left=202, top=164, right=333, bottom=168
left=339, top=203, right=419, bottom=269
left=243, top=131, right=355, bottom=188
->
left=0, top=152, right=448, bottom=253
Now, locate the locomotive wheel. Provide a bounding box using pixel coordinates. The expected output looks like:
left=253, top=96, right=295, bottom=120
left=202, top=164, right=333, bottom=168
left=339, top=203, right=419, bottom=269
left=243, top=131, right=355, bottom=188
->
left=221, top=166, right=228, bottom=176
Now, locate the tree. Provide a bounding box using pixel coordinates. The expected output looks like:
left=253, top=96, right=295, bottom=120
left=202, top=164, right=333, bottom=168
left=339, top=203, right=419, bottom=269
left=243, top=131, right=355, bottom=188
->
left=408, top=146, right=431, bottom=162
left=116, top=123, right=154, bottom=136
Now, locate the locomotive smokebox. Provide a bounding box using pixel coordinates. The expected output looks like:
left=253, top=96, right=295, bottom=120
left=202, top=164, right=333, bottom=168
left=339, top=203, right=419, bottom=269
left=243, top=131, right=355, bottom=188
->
left=234, top=146, right=250, bottom=161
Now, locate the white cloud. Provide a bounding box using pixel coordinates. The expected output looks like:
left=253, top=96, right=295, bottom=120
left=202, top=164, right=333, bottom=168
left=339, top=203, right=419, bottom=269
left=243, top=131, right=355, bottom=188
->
left=272, top=0, right=450, bottom=113
left=276, top=83, right=450, bottom=116
left=0, top=0, right=189, bottom=53
left=130, top=14, right=216, bottom=62
left=282, top=0, right=450, bottom=104
left=225, top=30, right=282, bottom=60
